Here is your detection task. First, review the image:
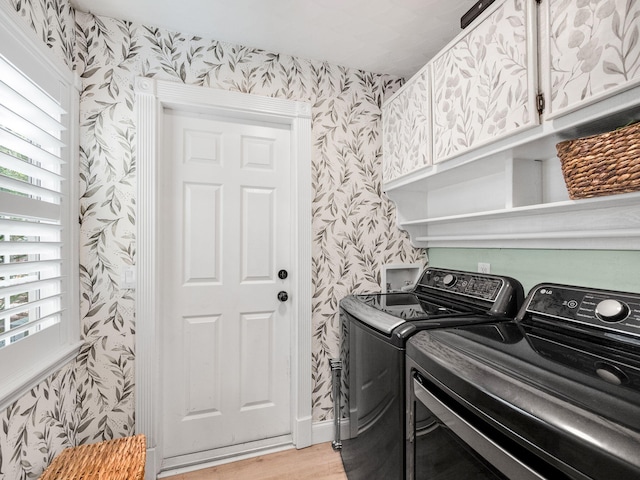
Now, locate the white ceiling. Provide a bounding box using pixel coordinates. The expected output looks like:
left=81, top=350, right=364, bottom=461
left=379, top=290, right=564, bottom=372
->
left=69, top=0, right=474, bottom=78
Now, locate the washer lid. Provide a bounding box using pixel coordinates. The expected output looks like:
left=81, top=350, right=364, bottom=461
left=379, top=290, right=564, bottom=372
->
left=340, top=294, right=408, bottom=334
left=340, top=293, right=473, bottom=335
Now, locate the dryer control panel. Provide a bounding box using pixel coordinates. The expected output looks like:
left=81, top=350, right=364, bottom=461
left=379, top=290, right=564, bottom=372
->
left=416, top=268, right=504, bottom=302
left=522, top=284, right=640, bottom=337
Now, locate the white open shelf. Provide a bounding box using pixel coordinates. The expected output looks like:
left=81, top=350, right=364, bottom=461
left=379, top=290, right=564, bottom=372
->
left=384, top=84, right=640, bottom=250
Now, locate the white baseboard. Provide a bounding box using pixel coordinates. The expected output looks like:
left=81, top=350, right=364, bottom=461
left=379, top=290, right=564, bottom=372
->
left=157, top=438, right=293, bottom=478
left=311, top=418, right=351, bottom=445
left=294, top=413, right=313, bottom=448
left=154, top=420, right=350, bottom=478
left=145, top=446, right=158, bottom=480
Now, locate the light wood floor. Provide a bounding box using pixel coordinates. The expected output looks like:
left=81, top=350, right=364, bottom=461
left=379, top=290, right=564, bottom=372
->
left=163, top=443, right=348, bottom=480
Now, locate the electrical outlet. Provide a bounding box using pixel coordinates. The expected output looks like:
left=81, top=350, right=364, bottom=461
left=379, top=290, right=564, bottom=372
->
left=478, top=262, right=491, bottom=274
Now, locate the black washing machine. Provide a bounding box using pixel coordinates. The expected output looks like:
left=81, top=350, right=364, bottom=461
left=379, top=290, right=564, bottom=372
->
left=338, top=267, right=524, bottom=480
left=406, top=283, right=640, bottom=480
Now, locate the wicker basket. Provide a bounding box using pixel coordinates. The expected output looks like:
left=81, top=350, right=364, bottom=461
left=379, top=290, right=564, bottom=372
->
left=39, top=434, right=146, bottom=480
left=556, top=122, right=640, bottom=199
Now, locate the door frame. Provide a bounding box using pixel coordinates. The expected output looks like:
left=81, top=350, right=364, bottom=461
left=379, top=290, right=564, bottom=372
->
left=134, top=77, right=312, bottom=477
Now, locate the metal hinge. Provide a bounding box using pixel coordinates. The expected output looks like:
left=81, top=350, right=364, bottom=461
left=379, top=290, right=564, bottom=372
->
left=536, top=93, right=545, bottom=115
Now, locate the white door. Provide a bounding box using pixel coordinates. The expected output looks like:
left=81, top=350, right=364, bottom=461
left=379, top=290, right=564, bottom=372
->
left=159, top=109, right=293, bottom=460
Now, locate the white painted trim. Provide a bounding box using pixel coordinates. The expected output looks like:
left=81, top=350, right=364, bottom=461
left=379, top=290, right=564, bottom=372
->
left=394, top=191, right=640, bottom=250
left=0, top=0, right=74, bottom=82
left=158, top=420, right=349, bottom=478
left=311, top=419, right=351, bottom=445
left=157, top=451, right=295, bottom=478
left=134, top=77, right=161, bottom=479
left=0, top=0, right=80, bottom=413
left=135, top=78, right=312, bottom=479
left=160, top=435, right=294, bottom=474
left=0, top=342, right=82, bottom=412
left=290, top=111, right=313, bottom=449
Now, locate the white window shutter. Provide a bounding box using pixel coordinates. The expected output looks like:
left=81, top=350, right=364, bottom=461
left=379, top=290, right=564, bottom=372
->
left=0, top=53, right=68, bottom=348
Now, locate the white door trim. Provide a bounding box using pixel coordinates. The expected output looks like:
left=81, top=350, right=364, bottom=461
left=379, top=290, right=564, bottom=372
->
left=134, top=77, right=312, bottom=478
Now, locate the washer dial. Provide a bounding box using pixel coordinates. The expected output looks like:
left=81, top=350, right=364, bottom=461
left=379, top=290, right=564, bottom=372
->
left=595, top=299, right=630, bottom=323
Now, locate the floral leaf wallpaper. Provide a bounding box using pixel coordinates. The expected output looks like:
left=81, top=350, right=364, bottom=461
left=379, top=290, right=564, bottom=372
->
left=432, top=0, right=534, bottom=162
left=0, top=364, right=78, bottom=480
left=547, top=0, right=640, bottom=115
left=382, top=67, right=431, bottom=182
left=74, top=11, right=421, bottom=431
left=8, top=0, right=74, bottom=69
left=0, top=0, right=422, bottom=476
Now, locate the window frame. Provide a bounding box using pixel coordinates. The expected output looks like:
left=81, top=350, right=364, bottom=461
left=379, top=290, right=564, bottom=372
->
left=0, top=2, right=80, bottom=410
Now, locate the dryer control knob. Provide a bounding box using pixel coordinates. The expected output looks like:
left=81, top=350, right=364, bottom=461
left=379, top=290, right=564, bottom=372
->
left=595, top=299, right=629, bottom=323
left=442, top=274, right=456, bottom=287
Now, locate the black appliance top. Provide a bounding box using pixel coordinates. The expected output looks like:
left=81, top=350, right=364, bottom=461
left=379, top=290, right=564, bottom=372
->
left=407, top=283, right=640, bottom=480
left=340, top=268, right=524, bottom=336
left=355, top=292, right=470, bottom=320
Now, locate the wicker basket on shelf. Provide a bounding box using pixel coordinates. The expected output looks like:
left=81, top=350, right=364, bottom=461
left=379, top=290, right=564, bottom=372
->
left=39, top=434, right=146, bottom=480
left=556, top=121, right=640, bottom=199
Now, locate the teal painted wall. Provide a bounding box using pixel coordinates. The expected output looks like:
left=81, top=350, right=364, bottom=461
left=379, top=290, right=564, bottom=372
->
left=427, top=248, right=640, bottom=295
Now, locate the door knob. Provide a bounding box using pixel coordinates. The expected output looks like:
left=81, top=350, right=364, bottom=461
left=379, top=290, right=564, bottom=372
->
left=277, top=291, right=289, bottom=302
left=278, top=269, right=288, bottom=279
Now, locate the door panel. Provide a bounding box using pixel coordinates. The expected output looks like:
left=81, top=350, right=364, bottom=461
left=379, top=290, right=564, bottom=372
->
left=183, top=183, right=222, bottom=283
left=242, top=187, right=275, bottom=282
left=161, top=109, right=292, bottom=460
left=183, top=315, right=221, bottom=417
left=183, top=129, right=222, bottom=165
left=239, top=311, right=275, bottom=409
left=242, top=136, right=275, bottom=169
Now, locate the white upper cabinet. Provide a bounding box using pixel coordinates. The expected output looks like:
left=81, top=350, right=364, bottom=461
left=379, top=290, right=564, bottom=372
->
left=380, top=0, right=640, bottom=250
left=431, top=0, right=539, bottom=163
left=382, top=66, right=431, bottom=182
left=541, top=0, right=640, bottom=119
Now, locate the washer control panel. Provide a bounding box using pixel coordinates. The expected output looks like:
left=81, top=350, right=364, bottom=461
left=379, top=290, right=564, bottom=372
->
left=417, top=269, right=504, bottom=302
left=524, top=284, right=640, bottom=337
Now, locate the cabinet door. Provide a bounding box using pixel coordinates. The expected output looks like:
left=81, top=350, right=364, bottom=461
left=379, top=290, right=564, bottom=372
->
left=382, top=66, right=431, bottom=183
left=542, top=0, right=640, bottom=119
left=431, top=0, right=538, bottom=163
